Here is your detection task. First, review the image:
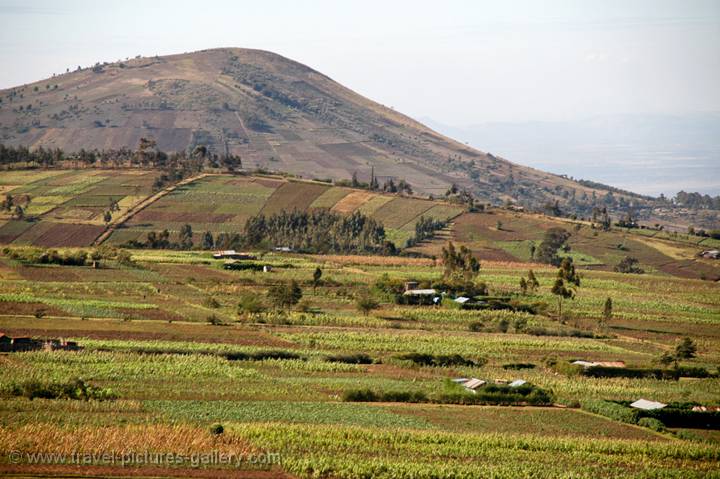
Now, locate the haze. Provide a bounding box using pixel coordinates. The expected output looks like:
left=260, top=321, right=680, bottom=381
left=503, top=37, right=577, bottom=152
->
left=1, top=0, right=718, bottom=195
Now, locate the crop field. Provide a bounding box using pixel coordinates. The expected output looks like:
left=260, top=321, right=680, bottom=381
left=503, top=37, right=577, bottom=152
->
left=0, top=241, right=719, bottom=478
left=0, top=170, right=720, bottom=477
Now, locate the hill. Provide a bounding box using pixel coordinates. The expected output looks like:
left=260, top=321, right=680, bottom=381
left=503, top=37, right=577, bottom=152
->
left=0, top=47, right=682, bottom=221
left=1, top=169, right=718, bottom=280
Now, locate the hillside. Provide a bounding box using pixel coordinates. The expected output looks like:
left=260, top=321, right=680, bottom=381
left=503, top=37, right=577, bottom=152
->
left=0, top=47, right=670, bottom=217
left=1, top=169, right=718, bottom=280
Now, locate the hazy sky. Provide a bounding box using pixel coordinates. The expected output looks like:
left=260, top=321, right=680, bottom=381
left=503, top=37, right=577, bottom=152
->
left=1, top=0, right=718, bottom=125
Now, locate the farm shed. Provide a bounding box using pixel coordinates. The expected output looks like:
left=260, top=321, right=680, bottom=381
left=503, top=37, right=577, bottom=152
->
left=463, top=378, right=486, bottom=391
left=213, top=250, right=255, bottom=260
left=454, top=296, right=470, bottom=304
left=509, top=379, right=527, bottom=387
left=572, top=360, right=626, bottom=369
left=630, top=399, right=667, bottom=411
left=402, top=288, right=439, bottom=305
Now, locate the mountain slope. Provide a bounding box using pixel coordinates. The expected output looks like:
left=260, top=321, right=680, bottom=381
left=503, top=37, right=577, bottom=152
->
left=0, top=47, right=640, bottom=207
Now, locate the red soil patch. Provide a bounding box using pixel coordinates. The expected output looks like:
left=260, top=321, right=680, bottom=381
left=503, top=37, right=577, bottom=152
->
left=33, top=223, right=105, bottom=247
left=0, top=301, right=66, bottom=316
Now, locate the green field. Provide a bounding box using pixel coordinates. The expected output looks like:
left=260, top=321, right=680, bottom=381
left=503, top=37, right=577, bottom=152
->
left=0, top=243, right=719, bottom=478
left=0, top=169, right=720, bottom=478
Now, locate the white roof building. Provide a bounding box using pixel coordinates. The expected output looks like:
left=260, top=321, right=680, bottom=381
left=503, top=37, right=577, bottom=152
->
left=454, top=296, right=470, bottom=304
left=402, top=289, right=437, bottom=296
left=509, top=379, right=527, bottom=387
left=630, top=399, right=667, bottom=410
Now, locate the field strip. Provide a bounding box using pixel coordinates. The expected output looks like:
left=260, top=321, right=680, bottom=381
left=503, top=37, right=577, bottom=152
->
left=92, top=173, right=212, bottom=246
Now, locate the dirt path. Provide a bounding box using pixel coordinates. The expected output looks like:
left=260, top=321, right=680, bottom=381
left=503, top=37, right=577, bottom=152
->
left=92, top=173, right=211, bottom=246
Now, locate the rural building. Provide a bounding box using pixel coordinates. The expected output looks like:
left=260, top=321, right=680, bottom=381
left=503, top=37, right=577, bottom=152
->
left=404, top=281, right=419, bottom=291
left=699, top=250, right=720, bottom=260
left=274, top=246, right=292, bottom=252
left=509, top=379, right=527, bottom=387
left=402, top=288, right=439, bottom=305
left=630, top=399, right=667, bottom=410
left=454, top=296, right=470, bottom=304
left=572, top=360, right=626, bottom=369
left=212, top=250, right=255, bottom=260
left=0, top=333, right=11, bottom=352
left=462, top=378, right=487, bottom=391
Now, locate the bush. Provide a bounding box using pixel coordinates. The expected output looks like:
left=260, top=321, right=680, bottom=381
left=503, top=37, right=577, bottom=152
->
left=4, top=379, right=116, bottom=401
left=394, top=352, right=485, bottom=368
left=325, top=353, right=374, bottom=364
left=343, top=384, right=552, bottom=406
left=209, top=423, right=224, bottom=435
left=581, top=399, right=638, bottom=424
left=502, top=363, right=536, bottom=370
left=224, top=350, right=302, bottom=361
left=638, top=417, right=666, bottom=432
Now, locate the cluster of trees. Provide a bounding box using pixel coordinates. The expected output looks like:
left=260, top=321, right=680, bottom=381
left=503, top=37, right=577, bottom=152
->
left=1, top=194, right=28, bottom=220
left=519, top=270, right=540, bottom=295
left=535, top=228, right=571, bottom=266
left=244, top=209, right=396, bottom=254
left=0, top=141, right=242, bottom=172
left=405, top=215, right=447, bottom=247
left=441, top=241, right=480, bottom=281
left=668, top=191, right=720, bottom=210
left=123, top=225, right=194, bottom=250
left=614, top=256, right=644, bottom=274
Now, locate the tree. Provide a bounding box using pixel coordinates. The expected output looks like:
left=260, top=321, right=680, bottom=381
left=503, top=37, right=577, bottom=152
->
left=356, top=294, right=379, bottom=316
left=536, top=228, right=571, bottom=266
left=529, top=242, right=536, bottom=260
left=351, top=171, right=359, bottom=188
left=103, top=211, right=112, bottom=225
left=12, top=205, right=24, bottom=220
left=312, top=267, right=323, bottom=292
left=267, top=280, right=303, bottom=309
left=519, top=277, right=528, bottom=295
left=442, top=242, right=480, bottom=281
left=526, top=270, right=540, bottom=293
left=551, top=257, right=580, bottom=318
left=614, top=256, right=644, bottom=274
left=601, top=297, right=612, bottom=328
left=179, top=224, right=193, bottom=249
left=201, top=231, right=214, bottom=250
left=658, top=351, right=677, bottom=369
left=675, top=337, right=697, bottom=360
left=237, top=293, right=267, bottom=316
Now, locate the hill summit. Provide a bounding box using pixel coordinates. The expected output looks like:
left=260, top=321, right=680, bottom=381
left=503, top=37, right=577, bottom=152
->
left=0, top=48, right=622, bottom=204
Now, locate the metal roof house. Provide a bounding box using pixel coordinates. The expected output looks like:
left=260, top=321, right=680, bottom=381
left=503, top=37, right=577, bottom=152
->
left=463, top=378, right=487, bottom=392
left=630, top=399, right=667, bottom=410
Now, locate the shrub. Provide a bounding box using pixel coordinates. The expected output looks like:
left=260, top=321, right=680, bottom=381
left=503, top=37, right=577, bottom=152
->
left=4, top=379, right=116, bottom=401
left=581, top=399, right=638, bottom=424
left=638, top=417, right=666, bottom=432
left=394, top=352, right=485, bottom=368
left=209, top=423, right=224, bottom=435
left=325, top=353, right=374, bottom=364
left=502, top=363, right=536, bottom=370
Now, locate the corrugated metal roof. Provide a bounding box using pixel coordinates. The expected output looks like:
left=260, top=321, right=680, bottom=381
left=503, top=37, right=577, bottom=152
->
left=630, top=399, right=667, bottom=410
left=463, top=378, right=486, bottom=390
left=454, top=296, right=470, bottom=303
left=403, top=289, right=437, bottom=296
left=509, top=379, right=527, bottom=387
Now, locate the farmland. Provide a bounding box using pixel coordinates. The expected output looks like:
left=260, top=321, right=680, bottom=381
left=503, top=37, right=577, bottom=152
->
left=0, top=169, right=719, bottom=477
left=0, top=238, right=719, bottom=478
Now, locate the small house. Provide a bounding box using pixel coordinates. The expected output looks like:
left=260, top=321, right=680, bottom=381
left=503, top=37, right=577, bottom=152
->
left=454, top=296, right=470, bottom=304
left=572, top=360, right=625, bottom=369
left=700, top=250, right=720, bottom=260
left=509, top=379, right=527, bottom=388
left=630, top=399, right=667, bottom=410
left=212, top=250, right=255, bottom=260
left=274, top=246, right=292, bottom=253
left=463, top=378, right=486, bottom=392
left=404, top=281, right=419, bottom=292
left=402, top=288, right=439, bottom=305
